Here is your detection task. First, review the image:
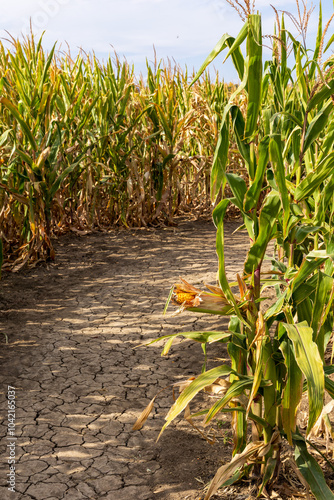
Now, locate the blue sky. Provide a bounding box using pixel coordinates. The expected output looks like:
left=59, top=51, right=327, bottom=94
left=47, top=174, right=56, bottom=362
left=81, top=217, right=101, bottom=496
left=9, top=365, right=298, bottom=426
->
left=1, top=1, right=333, bottom=80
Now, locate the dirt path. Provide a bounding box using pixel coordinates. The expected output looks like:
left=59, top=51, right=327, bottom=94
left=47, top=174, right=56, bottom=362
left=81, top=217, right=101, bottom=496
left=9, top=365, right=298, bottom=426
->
left=0, top=219, right=248, bottom=500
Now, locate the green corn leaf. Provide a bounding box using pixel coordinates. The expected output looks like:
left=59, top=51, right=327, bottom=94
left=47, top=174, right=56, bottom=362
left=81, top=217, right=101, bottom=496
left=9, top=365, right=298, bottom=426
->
left=244, top=135, right=269, bottom=213
left=294, top=225, right=323, bottom=245
left=290, top=257, right=327, bottom=300
left=49, top=159, right=82, bottom=199
left=307, top=250, right=334, bottom=260
left=225, top=36, right=245, bottom=81
left=159, top=365, right=235, bottom=438
left=295, top=44, right=308, bottom=107
left=211, top=113, right=229, bottom=201
left=325, top=376, right=334, bottom=398
left=294, top=152, right=334, bottom=202
left=324, top=32, right=334, bottom=53
left=272, top=111, right=303, bottom=129
left=223, top=21, right=248, bottom=67
left=303, top=100, right=333, bottom=154
left=0, top=97, right=37, bottom=150
left=262, top=341, right=276, bottom=430
left=228, top=333, right=247, bottom=376
left=213, top=200, right=245, bottom=323
left=268, top=61, right=284, bottom=111
left=269, top=135, right=290, bottom=238
left=0, top=129, right=12, bottom=148
left=77, top=96, right=99, bottom=134
left=245, top=14, right=262, bottom=140
left=144, top=331, right=232, bottom=354
left=311, top=272, right=334, bottom=358
left=296, top=296, right=313, bottom=326
left=280, top=14, right=288, bottom=84
left=190, top=34, right=234, bottom=85
left=283, top=322, right=324, bottom=435
left=246, top=335, right=265, bottom=418
left=293, top=430, right=334, bottom=500
left=280, top=339, right=303, bottom=444
left=244, top=192, right=281, bottom=275
left=307, top=80, right=334, bottom=112
left=204, top=378, right=253, bottom=425
left=324, top=366, right=334, bottom=376
left=230, top=105, right=251, bottom=169
left=38, top=43, right=56, bottom=94
left=308, top=1, right=322, bottom=80
left=317, top=120, right=334, bottom=164
left=264, top=291, right=287, bottom=320
left=226, top=173, right=247, bottom=211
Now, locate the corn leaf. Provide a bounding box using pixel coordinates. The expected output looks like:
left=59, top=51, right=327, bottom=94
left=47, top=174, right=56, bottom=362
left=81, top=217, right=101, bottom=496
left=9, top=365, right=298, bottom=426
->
left=290, top=257, right=328, bottom=298
left=307, top=80, right=334, bottom=112
left=226, top=173, right=247, bottom=211
left=269, top=134, right=290, bottom=238
left=204, top=441, right=265, bottom=500
left=303, top=100, right=333, bottom=154
left=213, top=199, right=245, bottom=323
left=211, top=112, right=229, bottom=201
left=158, top=364, right=234, bottom=438
left=0, top=97, right=37, bottom=150
left=245, top=14, right=262, bottom=140
left=280, top=339, right=303, bottom=444
left=230, top=105, right=251, bottom=169
left=244, top=135, right=269, bottom=212
left=190, top=34, right=234, bottom=85
left=204, top=378, right=252, bottom=425
left=308, top=2, right=322, bottom=80
left=244, top=192, right=281, bottom=274
left=283, top=322, right=324, bottom=435
left=293, top=431, right=334, bottom=500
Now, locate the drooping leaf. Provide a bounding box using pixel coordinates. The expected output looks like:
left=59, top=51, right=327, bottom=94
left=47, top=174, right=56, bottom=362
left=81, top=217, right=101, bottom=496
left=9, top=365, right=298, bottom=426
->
left=204, top=378, right=252, bottom=425
left=204, top=441, right=266, bottom=500
left=293, top=430, right=334, bottom=500
left=158, top=365, right=235, bottom=438
left=191, top=34, right=235, bottom=85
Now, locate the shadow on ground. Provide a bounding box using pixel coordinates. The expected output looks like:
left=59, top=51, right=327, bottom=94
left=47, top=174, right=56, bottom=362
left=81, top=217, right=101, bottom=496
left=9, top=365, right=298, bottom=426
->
left=0, top=219, right=248, bottom=500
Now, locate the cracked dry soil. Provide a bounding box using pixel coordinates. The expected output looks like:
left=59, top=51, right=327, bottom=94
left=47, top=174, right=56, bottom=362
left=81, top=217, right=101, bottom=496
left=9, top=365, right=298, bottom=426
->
left=0, top=219, right=248, bottom=500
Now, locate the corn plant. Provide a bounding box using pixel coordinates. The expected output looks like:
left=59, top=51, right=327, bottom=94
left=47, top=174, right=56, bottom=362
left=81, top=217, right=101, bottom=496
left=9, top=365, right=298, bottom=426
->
left=134, top=2, right=334, bottom=498
left=0, top=35, right=238, bottom=269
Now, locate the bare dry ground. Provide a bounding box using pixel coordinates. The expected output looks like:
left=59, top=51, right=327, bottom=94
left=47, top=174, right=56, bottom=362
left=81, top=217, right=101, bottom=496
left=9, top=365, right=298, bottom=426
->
left=1, top=218, right=332, bottom=500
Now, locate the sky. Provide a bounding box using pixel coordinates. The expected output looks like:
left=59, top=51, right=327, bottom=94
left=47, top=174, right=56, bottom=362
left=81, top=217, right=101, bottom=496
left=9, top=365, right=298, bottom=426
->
left=1, top=0, right=333, bottom=81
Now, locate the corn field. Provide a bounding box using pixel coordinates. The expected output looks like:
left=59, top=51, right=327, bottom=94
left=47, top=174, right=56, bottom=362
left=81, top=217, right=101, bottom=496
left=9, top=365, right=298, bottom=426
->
left=0, top=35, right=245, bottom=271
